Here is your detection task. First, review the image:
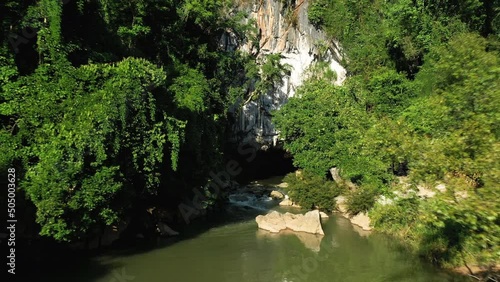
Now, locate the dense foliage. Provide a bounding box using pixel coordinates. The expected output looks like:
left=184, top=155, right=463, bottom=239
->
left=0, top=0, right=254, bottom=241
left=275, top=0, right=500, bottom=272
left=1, top=0, right=499, bottom=274
left=283, top=171, right=342, bottom=211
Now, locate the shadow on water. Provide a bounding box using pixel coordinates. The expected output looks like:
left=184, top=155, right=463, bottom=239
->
left=17, top=238, right=126, bottom=282
left=32, top=150, right=296, bottom=281
left=25, top=175, right=472, bottom=282
left=29, top=182, right=283, bottom=282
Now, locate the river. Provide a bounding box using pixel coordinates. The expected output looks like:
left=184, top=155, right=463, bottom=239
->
left=45, top=177, right=469, bottom=282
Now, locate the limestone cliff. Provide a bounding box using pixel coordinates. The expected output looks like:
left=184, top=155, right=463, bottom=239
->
left=226, top=0, right=346, bottom=147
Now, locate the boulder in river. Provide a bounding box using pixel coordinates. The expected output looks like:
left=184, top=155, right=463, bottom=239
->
left=270, top=190, right=285, bottom=199
left=349, top=212, right=372, bottom=231
left=255, top=210, right=324, bottom=235
left=319, top=211, right=329, bottom=219
left=334, top=196, right=373, bottom=232
left=277, top=182, right=289, bottom=188
left=255, top=211, right=286, bottom=233
left=279, top=198, right=301, bottom=207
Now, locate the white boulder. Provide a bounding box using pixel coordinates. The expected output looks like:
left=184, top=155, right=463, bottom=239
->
left=256, top=210, right=324, bottom=235
left=349, top=212, right=372, bottom=231
left=270, top=190, right=285, bottom=200
left=255, top=211, right=287, bottom=233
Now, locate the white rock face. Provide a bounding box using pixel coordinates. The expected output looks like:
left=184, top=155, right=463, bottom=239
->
left=319, top=211, right=329, bottom=219
left=283, top=211, right=325, bottom=235
left=255, top=210, right=325, bottom=234
left=279, top=198, right=301, bottom=207
left=416, top=185, right=436, bottom=198
left=255, top=210, right=287, bottom=232
left=277, top=182, right=289, bottom=188
left=228, top=0, right=346, bottom=146
left=435, top=183, right=447, bottom=192
left=270, top=190, right=285, bottom=199
left=349, top=212, right=372, bottom=231
left=334, top=196, right=348, bottom=213
left=377, top=195, right=393, bottom=206
left=334, top=196, right=373, bottom=232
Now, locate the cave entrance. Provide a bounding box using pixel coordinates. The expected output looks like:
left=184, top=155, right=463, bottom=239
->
left=225, top=146, right=296, bottom=184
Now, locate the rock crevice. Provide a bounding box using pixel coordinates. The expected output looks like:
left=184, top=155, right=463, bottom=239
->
left=228, top=0, right=346, bottom=146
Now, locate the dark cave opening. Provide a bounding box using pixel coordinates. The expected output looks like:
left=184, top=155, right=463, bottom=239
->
left=225, top=145, right=296, bottom=184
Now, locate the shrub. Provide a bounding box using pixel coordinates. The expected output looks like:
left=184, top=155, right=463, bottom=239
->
left=371, top=196, right=420, bottom=237
left=345, top=186, right=378, bottom=215
left=371, top=187, right=500, bottom=268
left=283, top=171, right=342, bottom=211
left=308, top=0, right=328, bottom=28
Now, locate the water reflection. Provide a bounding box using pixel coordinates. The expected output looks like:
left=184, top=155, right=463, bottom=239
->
left=256, top=229, right=325, bottom=252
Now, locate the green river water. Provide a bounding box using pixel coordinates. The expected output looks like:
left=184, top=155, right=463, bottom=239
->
left=46, top=177, right=469, bottom=282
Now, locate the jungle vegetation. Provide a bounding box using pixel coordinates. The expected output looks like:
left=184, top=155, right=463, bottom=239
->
left=275, top=0, right=500, bottom=273
left=1, top=0, right=499, bottom=276
left=0, top=0, right=259, bottom=242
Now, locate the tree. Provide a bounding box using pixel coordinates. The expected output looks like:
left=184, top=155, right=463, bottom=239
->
left=0, top=0, right=254, bottom=242
left=1, top=57, right=185, bottom=241
left=274, top=79, right=374, bottom=179
left=406, top=33, right=500, bottom=182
